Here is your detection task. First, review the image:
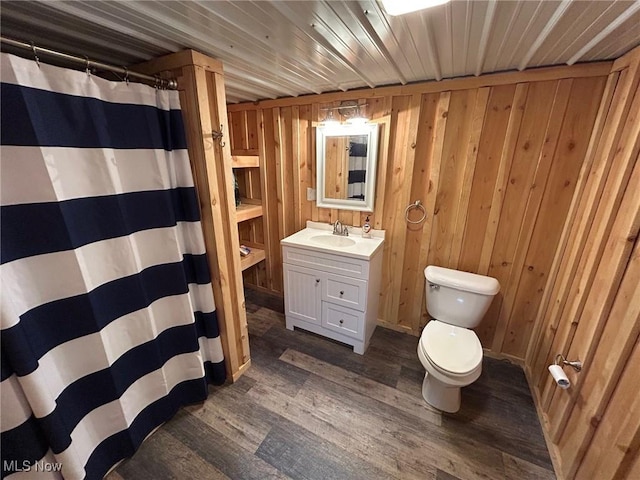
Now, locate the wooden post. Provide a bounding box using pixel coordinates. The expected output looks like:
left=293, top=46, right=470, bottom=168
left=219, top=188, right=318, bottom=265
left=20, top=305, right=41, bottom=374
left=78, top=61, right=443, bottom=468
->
left=135, top=50, right=251, bottom=381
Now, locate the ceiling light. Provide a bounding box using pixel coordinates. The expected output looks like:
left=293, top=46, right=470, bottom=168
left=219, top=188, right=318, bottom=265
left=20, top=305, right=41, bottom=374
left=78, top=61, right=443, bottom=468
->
left=381, top=0, right=450, bottom=16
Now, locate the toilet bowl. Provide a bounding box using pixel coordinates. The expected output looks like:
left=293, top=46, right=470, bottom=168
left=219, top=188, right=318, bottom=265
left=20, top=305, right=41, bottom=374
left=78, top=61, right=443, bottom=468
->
left=417, top=320, right=483, bottom=412
left=417, top=266, right=500, bottom=413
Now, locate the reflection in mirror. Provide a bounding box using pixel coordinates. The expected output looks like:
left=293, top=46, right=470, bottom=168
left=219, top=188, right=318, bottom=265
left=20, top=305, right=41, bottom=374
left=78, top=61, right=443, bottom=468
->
left=316, top=123, right=379, bottom=212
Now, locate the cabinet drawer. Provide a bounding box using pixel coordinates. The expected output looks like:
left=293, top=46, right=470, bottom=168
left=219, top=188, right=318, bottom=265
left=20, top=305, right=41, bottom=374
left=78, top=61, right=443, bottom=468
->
left=322, top=302, right=363, bottom=339
left=323, top=274, right=367, bottom=312
left=282, top=246, right=369, bottom=279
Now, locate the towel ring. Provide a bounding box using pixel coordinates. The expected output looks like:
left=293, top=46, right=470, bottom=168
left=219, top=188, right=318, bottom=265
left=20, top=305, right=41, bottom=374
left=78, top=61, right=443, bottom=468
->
left=405, top=200, right=426, bottom=224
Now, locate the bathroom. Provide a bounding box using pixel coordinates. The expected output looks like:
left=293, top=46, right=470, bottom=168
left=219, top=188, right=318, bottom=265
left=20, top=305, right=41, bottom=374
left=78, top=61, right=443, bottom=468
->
left=1, top=1, right=639, bottom=479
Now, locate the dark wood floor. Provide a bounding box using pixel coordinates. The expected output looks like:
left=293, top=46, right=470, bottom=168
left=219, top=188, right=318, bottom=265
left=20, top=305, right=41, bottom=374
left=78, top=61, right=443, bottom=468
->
left=107, top=289, right=555, bottom=480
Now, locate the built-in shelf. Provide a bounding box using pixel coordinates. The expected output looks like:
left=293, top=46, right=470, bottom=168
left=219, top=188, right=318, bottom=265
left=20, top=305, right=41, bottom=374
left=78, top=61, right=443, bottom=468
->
left=240, top=247, right=266, bottom=271
left=232, top=155, right=259, bottom=168
left=236, top=199, right=263, bottom=222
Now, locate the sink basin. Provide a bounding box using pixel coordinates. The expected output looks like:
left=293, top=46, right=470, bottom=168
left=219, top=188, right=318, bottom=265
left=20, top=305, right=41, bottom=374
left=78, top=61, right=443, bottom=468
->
left=309, top=235, right=356, bottom=248
left=281, top=222, right=385, bottom=260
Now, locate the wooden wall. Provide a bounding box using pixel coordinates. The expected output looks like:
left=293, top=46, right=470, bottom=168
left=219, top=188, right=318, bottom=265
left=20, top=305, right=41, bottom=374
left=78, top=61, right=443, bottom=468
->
left=228, top=62, right=613, bottom=362
left=524, top=47, right=640, bottom=480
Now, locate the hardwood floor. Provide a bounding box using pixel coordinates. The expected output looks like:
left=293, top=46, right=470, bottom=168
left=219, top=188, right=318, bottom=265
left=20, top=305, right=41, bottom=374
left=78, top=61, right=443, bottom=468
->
left=107, top=289, right=555, bottom=480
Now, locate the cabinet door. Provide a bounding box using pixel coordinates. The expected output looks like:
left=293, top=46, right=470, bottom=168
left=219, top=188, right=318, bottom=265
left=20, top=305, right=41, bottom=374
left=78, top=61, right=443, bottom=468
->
left=283, top=264, right=322, bottom=325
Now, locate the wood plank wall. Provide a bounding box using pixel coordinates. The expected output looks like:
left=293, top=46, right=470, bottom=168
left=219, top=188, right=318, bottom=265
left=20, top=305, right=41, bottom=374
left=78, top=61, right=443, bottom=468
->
left=228, top=62, right=611, bottom=363
left=524, top=47, right=640, bottom=480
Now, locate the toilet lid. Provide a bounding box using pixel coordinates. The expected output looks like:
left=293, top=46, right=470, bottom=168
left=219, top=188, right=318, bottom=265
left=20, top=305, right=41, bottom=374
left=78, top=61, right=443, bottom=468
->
left=420, top=321, right=483, bottom=375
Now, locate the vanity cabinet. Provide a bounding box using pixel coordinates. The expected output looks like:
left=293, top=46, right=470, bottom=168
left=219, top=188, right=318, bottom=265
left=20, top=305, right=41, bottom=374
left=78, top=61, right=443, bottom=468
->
left=282, top=243, right=383, bottom=354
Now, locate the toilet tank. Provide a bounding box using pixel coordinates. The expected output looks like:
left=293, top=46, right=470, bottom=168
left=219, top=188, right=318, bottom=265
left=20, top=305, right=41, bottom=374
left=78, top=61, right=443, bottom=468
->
left=424, top=266, right=500, bottom=328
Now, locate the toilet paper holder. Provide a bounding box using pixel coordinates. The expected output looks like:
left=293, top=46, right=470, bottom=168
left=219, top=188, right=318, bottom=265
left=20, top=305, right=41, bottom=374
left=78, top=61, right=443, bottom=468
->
left=554, top=354, right=583, bottom=372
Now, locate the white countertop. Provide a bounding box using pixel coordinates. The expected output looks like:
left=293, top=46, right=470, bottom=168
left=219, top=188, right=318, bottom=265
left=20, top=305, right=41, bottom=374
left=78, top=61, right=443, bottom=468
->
left=281, top=221, right=385, bottom=260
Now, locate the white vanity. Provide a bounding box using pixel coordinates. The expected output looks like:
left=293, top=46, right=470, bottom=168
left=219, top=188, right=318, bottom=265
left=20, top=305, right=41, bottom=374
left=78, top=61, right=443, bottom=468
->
left=281, top=221, right=384, bottom=354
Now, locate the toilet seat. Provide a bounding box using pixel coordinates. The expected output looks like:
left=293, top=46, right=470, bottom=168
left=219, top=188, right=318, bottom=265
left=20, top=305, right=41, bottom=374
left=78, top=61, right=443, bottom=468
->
left=419, top=320, right=483, bottom=376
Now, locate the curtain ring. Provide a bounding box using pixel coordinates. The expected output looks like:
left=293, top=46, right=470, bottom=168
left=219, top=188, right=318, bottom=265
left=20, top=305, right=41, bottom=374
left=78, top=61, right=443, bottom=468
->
left=154, top=75, right=161, bottom=89
left=84, top=56, right=91, bottom=77
left=405, top=200, right=427, bottom=224
left=123, top=66, right=129, bottom=85
left=31, top=41, right=40, bottom=68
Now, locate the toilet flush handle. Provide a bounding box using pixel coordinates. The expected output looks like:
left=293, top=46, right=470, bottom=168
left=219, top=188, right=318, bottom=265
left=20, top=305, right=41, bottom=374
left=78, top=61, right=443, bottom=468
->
left=429, top=283, right=440, bottom=290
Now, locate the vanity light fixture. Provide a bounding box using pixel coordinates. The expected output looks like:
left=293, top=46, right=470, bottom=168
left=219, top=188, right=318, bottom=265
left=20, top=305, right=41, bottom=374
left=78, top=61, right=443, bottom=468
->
left=381, top=0, right=450, bottom=16
left=321, top=108, right=340, bottom=126
left=346, top=106, right=368, bottom=125
left=321, top=101, right=369, bottom=125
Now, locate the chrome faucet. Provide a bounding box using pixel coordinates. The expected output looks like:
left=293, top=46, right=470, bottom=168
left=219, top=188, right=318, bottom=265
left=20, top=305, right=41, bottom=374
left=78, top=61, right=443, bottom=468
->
left=332, top=220, right=348, bottom=236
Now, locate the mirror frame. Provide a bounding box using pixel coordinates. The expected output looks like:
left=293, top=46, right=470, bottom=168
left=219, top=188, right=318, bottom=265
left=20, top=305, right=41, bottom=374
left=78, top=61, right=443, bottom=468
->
left=316, top=123, right=379, bottom=212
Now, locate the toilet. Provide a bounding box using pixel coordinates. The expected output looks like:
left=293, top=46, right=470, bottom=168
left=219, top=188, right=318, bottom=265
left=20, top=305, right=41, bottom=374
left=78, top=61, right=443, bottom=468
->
left=417, top=265, right=500, bottom=413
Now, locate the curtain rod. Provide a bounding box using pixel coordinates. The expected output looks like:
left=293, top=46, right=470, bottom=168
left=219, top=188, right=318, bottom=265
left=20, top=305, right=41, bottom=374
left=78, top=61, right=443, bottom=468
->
left=0, top=36, right=177, bottom=90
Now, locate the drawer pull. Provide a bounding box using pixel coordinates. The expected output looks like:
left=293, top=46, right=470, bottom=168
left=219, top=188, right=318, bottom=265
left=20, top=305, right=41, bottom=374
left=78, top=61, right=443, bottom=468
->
left=340, top=290, right=344, bottom=296
left=339, top=319, right=344, bottom=324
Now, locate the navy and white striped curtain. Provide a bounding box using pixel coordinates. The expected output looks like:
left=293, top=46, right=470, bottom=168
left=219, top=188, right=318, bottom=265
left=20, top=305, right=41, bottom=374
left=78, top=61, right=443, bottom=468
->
left=0, top=53, right=225, bottom=479
left=347, top=135, right=367, bottom=200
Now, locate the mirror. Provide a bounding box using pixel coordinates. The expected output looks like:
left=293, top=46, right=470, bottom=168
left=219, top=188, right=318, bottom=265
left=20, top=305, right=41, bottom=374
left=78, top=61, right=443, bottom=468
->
left=316, top=123, right=379, bottom=212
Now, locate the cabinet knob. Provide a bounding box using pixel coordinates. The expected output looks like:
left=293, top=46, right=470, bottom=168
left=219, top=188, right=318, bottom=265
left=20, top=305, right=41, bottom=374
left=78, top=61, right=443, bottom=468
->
left=339, top=319, right=344, bottom=324
left=315, top=279, right=320, bottom=284
left=339, top=290, right=344, bottom=296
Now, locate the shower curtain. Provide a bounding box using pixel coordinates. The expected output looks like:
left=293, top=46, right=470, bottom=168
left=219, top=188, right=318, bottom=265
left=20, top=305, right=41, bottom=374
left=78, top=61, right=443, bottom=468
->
left=0, top=53, right=226, bottom=479
left=347, top=135, right=367, bottom=200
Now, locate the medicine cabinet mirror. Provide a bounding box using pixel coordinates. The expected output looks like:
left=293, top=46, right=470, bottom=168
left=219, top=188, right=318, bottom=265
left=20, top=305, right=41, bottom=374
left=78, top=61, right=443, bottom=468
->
left=316, top=123, right=379, bottom=212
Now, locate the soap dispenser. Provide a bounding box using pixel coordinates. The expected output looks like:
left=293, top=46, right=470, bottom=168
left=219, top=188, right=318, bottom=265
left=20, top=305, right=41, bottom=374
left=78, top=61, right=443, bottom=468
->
left=362, top=216, right=372, bottom=239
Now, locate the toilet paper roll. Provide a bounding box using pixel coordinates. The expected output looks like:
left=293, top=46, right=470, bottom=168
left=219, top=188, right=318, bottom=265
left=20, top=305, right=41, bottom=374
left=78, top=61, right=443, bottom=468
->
left=548, top=364, right=570, bottom=389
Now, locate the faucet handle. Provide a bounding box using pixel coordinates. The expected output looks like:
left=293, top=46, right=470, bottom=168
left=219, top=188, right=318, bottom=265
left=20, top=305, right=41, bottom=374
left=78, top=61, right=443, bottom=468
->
left=343, top=226, right=348, bottom=236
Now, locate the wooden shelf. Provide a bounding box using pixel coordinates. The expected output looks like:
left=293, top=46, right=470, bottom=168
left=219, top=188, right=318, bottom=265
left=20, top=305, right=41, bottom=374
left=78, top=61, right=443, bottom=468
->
left=236, top=199, right=263, bottom=222
left=240, top=247, right=266, bottom=271
left=232, top=155, right=259, bottom=168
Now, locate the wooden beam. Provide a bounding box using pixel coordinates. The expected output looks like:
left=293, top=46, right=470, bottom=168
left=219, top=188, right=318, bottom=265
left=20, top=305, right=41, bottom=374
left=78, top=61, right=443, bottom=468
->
left=207, top=69, right=251, bottom=368
left=232, top=155, right=260, bottom=168
left=135, top=49, right=224, bottom=75
left=176, top=65, right=242, bottom=378
left=612, top=44, right=640, bottom=72
left=227, top=62, right=612, bottom=111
